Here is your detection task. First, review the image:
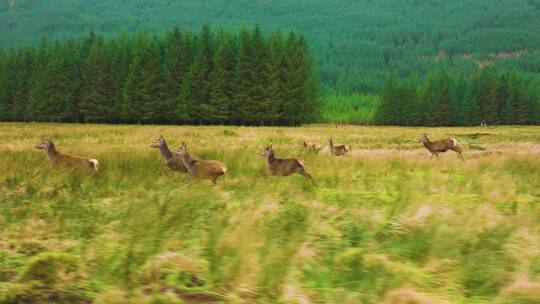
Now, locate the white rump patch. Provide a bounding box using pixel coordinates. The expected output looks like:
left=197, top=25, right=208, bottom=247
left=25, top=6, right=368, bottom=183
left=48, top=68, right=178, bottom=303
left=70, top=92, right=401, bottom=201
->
left=89, top=159, right=99, bottom=171
left=451, top=138, right=458, bottom=147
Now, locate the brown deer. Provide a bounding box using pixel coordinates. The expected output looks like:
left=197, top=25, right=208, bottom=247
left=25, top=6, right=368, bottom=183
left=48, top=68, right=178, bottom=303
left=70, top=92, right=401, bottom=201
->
left=418, top=133, right=464, bottom=161
left=150, top=135, right=199, bottom=172
left=303, top=140, right=322, bottom=153
left=261, top=144, right=313, bottom=181
left=176, top=142, right=227, bottom=185
left=327, top=138, right=351, bottom=156
left=35, top=139, right=99, bottom=171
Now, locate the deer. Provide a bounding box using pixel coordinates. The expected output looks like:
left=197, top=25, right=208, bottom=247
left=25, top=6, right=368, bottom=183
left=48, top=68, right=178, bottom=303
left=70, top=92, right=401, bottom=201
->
left=418, top=133, right=464, bottom=161
left=261, top=144, right=313, bottom=181
left=327, top=138, right=351, bottom=156
left=35, top=139, right=99, bottom=171
left=150, top=135, right=199, bottom=172
left=176, top=142, right=227, bottom=185
left=303, top=140, right=322, bottom=153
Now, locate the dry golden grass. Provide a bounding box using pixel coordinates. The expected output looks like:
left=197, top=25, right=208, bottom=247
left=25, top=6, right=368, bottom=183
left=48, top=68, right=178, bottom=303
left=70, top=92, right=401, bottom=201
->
left=1, top=123, right=540, bottom=304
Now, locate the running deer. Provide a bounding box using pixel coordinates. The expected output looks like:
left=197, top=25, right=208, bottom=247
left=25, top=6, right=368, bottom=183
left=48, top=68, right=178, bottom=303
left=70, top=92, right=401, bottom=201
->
left=176, top=142, right=227, bottom=185
left=303, top=140, right=322, bottom=153
left=35, top=139, right=99, bottom=171
left=327, top=138, right=351, bottom=156
left=418, top=133, right=464, bottom=161
left=150, top=135, right=199, bottom=172
left=261, top=144, right=313, bottom=181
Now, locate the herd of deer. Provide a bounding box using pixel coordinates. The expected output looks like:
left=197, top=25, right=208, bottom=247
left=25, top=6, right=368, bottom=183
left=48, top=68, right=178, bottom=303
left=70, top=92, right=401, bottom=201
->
left=34, top=133, right=464, bottom=185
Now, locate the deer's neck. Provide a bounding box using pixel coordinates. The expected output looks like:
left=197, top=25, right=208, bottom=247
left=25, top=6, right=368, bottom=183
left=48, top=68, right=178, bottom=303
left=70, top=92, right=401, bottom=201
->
left=181, top=152, right=197, bottom=171
left=266, top=152, right=275, bottom=164
left=159, top=142, right=174, bottom=161
left=47, top=145, right=59, bottom=159
left=422, top=139, right=433, bottom=149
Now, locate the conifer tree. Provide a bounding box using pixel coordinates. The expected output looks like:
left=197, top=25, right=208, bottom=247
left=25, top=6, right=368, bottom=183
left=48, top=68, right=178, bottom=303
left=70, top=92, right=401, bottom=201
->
left=234, top=28, right=255, bottom=124
left=266, top=30, right=286, bottom=125
left=27, top=39, right=50, bottom=121
left=250, top=25, right=270, bottom=125
left=472, top=68, right=499, bottom=125
left=376, top=74, right=400, bottom=125
left=123, top=30, right=150, bottom=123
left=205, top=30, right=236, bottom=123
left=80, top=38, right=112, bottom=122
left=183, top=24, right=213, bottom=124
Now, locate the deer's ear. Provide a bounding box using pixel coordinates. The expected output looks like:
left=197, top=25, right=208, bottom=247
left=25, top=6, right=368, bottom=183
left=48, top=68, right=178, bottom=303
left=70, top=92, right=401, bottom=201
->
left=159, top=135, right=163, bottom=139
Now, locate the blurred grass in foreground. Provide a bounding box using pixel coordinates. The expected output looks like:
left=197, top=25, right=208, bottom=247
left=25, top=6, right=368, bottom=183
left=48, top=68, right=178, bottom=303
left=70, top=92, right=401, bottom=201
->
left=1, top=123, right=540, bottom=304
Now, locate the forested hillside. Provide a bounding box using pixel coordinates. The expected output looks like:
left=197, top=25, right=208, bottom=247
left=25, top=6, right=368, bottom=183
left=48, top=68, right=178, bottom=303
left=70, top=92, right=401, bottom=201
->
left=0, top=0, right=539, bottom=93
left=0, top=26, right=318, bottom=124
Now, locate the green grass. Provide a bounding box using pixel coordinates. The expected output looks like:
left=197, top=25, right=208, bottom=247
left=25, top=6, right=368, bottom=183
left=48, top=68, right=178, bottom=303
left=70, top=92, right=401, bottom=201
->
left=1, top=123, right=540, bottom=303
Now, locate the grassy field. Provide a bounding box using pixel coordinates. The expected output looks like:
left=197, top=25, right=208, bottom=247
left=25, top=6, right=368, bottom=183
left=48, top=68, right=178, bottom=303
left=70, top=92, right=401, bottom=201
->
left=1, top=123, right=540, bottom=304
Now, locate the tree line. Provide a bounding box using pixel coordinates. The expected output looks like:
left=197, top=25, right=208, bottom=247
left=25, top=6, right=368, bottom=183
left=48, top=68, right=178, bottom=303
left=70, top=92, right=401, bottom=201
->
left=1, top=0, right=538, bottom=94
left=376, top=67, right=540, bottom=126
left=0, top=25, right=320, bottom=125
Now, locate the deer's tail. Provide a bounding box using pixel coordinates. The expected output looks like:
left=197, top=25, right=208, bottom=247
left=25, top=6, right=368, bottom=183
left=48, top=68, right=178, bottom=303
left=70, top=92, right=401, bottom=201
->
left=89, top=159, right=99, bottom=171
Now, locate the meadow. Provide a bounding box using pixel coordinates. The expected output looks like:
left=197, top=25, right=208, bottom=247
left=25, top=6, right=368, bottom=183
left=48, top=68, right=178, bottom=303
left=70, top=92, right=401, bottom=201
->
left=1, top=123, right=540, bottom=304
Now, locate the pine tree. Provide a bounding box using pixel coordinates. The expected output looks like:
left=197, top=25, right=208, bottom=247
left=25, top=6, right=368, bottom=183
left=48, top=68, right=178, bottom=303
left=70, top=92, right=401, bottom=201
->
left=109, top=32, right=131, bottom=122
left=123, top=30, right=150, bottom=123
left=162, top=28, right=193, bottom=122
left=123, top=56, right=146, bottom=123
left=433, top=73, right=453, bottom=126
left=473, top=68, right=499, bottom=125
left=0, top=50, right=15, bottom=120
left=451, top=74, right=472, bottom=125
left=80, top=38, right=112, bottom=122
left=140, top=42, right=165, bottom=122
left=527, top=78, right=540, bottom=124
left=297, top=36, right=321, bottom=125
left=250, top=25, right=270, bottom=125
left=183, top=24, right=213, bottom=124
left=205, top=30, right=236, bottom=123
left=27, top=39, right=50, bottom=121
left=266, top=30, right=286, bottom=125
left=234, top=28, right=255, bottom=124
left=376, top=74, right=400, bottom=125
left=509, top=72, right=529, bottom=125
left=282, top=32, right=313, bottom=126
left=12, top=48, right=33, bottom=121
left=400, top=77, right=418, bottom=126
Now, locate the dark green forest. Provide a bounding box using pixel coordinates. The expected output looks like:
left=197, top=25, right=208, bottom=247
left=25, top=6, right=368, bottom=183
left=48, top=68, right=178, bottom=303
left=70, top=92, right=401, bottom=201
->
left=1, top=0, right=539, bottom=94
left=0, top=0, right=539, bottom=125
left=0, top=26, right=319, bottom=125
left=376, top=68, right=540, bottom=126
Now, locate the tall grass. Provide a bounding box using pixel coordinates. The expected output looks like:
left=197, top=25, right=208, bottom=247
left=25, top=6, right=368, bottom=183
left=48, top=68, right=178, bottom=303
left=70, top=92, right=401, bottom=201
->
left=1, top=123, right=540, bottom=303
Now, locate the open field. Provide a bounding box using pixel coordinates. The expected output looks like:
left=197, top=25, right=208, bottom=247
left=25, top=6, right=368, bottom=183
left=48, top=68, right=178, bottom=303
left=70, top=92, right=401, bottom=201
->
left=1, top=123, right=540, bottom=304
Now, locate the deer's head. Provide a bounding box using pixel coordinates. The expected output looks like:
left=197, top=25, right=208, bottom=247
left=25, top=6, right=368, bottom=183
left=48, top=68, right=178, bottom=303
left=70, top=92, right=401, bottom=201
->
left=35, top=139, right=53, bottom=150
left=261, top=144, right=273, bottom=157
left=177, top=142, right=188, bottom=156
left=150, top=135, right=165, bottom=148
left=418, top=133, right=429, bottom=143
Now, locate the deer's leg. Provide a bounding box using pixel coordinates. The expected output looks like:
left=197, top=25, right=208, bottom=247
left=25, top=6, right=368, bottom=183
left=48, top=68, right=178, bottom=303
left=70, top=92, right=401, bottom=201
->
left=452, top=147, right=465, bottom=161
left=297, top=167, right=313, bottom=181
left=211, top=176, right=217, bottom=186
